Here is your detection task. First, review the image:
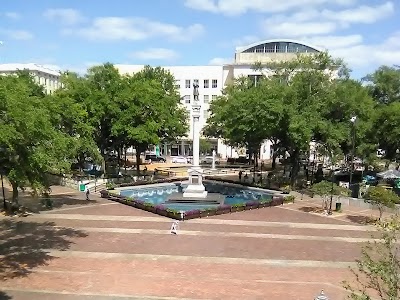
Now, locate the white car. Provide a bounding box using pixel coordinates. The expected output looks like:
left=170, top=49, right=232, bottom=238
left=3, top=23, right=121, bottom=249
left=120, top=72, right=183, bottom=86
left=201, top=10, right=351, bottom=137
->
left=201, top=156, right=219, bottom=164
left=172, top=156, right=188, bottom=163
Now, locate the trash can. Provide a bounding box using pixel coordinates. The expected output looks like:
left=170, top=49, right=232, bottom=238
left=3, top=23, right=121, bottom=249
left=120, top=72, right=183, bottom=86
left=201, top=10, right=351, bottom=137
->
left=335, top=202, right=342, bottom=211
left=79, top=183, right=86, bottom=192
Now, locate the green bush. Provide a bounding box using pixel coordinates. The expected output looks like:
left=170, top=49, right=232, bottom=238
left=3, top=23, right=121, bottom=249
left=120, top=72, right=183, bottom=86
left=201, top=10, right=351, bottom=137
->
left=106, top=182, right=116, bottom=190
left=284, top=195, right=295, bottom=203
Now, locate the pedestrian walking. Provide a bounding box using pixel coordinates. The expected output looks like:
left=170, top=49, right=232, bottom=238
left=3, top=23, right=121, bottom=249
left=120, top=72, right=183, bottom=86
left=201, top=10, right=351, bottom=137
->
left=238, top=170, right=243, bottom=181
left=86, top=189, right=90, bottom=201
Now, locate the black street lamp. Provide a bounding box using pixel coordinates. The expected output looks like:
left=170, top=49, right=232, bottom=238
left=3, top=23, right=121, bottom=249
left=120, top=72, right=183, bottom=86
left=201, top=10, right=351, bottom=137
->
left=349, top=116, right=357, bottom=186
left=328, top=160, right=335, bottom=215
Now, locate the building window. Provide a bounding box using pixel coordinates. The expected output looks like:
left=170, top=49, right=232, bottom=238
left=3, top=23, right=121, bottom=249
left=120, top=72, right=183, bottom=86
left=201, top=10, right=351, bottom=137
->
left=203, top=109, right=209, bottom=119
left=212, top=79, right=217, bottom=88
left=204, top=79, right=209, bottom=88
left=211, top=95, right=217, bottom=101
left=175, top=80, right=181, bottom=89
left=185, top=79, right=191, bottom=88
left=203, top=95, right=209, bottom=103
left=184, top=95, right=190, bottom=104
left=194, top=79, right=199, bottom=86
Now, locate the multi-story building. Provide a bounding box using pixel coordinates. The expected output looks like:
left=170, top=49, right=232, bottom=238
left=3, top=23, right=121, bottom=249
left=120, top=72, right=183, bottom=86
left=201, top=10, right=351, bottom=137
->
left=117, top=39, right=325, bottom=160
left=0, top=63, right=61, bottom=94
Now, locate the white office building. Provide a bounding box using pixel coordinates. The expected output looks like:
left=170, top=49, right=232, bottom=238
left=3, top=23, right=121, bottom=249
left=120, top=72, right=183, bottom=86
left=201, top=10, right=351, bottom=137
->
left=117, top=39, right=324, bottom=160
left=0, top=63, right=61, bottom=94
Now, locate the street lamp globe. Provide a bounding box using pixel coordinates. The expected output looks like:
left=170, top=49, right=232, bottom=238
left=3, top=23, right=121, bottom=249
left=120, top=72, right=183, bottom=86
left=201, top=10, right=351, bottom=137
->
left=350, top=116, right=357, bottom=123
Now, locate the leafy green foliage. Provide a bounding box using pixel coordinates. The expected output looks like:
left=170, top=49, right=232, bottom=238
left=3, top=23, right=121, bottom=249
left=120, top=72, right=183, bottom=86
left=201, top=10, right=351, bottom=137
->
left=0, top=73, right=72, bottom=202
left=375, top=102, right=400, bottom=161
left=344, top=215, right=400, bottom=299
left=363, top=66, right=400, bottom=104
left=364, top=186, right=399, bottom=220
left=199, top=139, right=212, bottom=155
left=112, top=65, right=188, bottom=173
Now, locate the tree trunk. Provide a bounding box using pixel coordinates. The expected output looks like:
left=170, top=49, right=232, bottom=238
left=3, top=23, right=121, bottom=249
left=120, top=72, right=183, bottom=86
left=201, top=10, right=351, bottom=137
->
left=378, top=207, right=383, bottom=221
left=290, top=149, right=300, bottom=188
left=101, top=147, right=106, bottom=177
left=77, top=153, right=84, bottom=173
left=124, top=148, right=127, bottom=174
left=117, top=147, right=121, bottom=175
left=11, top=182, right=19, bottom=206
left=272, top=149, right=278, bottom=170
left=135, top=148, right=141, bottom=176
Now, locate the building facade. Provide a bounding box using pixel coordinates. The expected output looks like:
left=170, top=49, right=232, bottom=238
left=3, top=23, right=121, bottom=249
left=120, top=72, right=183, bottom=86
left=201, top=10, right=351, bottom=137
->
left=0, top=63, right=61, bottom=94
left=117, top=39, right=324, bottom=160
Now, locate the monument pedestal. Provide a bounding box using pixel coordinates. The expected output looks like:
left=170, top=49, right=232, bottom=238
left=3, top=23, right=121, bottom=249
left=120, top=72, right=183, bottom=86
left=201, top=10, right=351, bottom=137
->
left=183, top=167, right=208, bottom=198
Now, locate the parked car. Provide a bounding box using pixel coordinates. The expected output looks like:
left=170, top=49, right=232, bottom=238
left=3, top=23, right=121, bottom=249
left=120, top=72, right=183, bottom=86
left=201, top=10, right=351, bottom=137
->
left=172, top=156, right=189, bottom=163
left=145, top=154, right=166, bottom=163
left=201, top=156, right=219, bottom=164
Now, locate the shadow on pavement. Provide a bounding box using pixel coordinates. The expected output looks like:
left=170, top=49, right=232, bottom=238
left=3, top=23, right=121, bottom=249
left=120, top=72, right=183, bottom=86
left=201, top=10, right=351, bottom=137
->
left=0, top=219, right=88, bottom=281
left=1, top=184, right=101, bottom=213
left=298, top=206, right=325, bottom=214
left=0, top=291, right=11, bottom=300
left=19, top=194, right=100, bottom=213
left=346, top=215, right=377, bottom=225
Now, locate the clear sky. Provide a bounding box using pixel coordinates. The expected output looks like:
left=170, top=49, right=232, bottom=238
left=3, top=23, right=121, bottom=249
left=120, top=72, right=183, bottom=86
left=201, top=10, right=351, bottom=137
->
left=0, top=0, right=399, bottom=78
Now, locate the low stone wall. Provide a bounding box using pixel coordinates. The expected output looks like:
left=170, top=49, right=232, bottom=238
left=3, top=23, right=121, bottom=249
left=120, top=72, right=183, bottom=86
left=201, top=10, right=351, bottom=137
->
left=45, top=173, right=79, bottom=189
left=297, top=192, right=399, bottom=213
left=332, top=195, right=399, bottom=213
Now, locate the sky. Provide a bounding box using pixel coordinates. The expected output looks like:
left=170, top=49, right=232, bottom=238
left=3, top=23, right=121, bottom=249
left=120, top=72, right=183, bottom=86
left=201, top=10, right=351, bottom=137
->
left=0, top=0, right=399, bottom=78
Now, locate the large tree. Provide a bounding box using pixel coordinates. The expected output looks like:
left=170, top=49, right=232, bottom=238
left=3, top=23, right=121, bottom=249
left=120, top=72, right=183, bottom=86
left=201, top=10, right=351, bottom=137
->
left=260, top=52, right=346, bottom=186
left=204, top=76, right=284, bottom=167
left=84, top=63, right=122, bottom=174
left=363, top=65, right=400, bottom=104
left=375, top=102, right=400, bottom=163
left=51, top=72, right=101, bottom=171
left=0, top=73, right=72, bottom=204
left=317, top=79, right=377, bottom=166
left=112, top=66, right=188, bottom=174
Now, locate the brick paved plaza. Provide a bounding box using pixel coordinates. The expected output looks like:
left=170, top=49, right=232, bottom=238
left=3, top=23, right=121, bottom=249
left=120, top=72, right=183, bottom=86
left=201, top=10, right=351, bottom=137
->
left=0, top=186, right=382, bottom=299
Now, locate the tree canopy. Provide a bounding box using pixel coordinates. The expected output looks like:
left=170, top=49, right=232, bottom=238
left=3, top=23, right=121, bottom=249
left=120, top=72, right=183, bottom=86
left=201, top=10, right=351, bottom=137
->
left=0, top=73, right=72, bottom=203
left=205, top=52, right=378, bottom=186
left=0, top=63, right=189, bottom=205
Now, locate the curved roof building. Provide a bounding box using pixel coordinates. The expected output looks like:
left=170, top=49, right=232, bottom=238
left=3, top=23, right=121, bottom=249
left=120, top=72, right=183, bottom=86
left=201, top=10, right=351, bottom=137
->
left=234, top=39, right=324, bottom=64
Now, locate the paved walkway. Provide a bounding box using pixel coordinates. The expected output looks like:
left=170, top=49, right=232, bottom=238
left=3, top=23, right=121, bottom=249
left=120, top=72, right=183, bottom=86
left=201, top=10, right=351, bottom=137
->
left=0, top=185, right=385, bottom=299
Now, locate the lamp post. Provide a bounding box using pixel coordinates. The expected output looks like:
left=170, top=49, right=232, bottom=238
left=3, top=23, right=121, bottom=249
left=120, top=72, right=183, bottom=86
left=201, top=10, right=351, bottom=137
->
left=349, top=116, right=357, bottom=186
left=328, top=158, right=334, bottom=215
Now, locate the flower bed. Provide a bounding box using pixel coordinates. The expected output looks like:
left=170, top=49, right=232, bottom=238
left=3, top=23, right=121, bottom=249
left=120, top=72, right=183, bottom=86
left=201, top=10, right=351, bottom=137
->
left=245, top=201, right=259, bottom=210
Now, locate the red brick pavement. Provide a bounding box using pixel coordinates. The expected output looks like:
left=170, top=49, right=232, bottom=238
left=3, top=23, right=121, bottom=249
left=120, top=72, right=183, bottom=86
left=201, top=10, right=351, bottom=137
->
left=1, top=187, right=379, bottom=300
left=212, top=205, right=353, bottom=225
left=27, top=217, right=376, bottom=238
left=1, top=257, right=351, bottom=300
left=60, top=231, right=363, bottom=262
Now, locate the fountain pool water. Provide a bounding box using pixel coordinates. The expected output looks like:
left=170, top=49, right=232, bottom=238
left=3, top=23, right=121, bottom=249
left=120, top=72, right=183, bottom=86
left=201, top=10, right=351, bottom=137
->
left=118, top=180, right=275, bottom=212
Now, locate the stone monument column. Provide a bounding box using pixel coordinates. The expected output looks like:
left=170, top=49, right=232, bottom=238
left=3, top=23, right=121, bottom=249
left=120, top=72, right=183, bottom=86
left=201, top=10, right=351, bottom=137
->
left=183, top=83, right=207, bottom=198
